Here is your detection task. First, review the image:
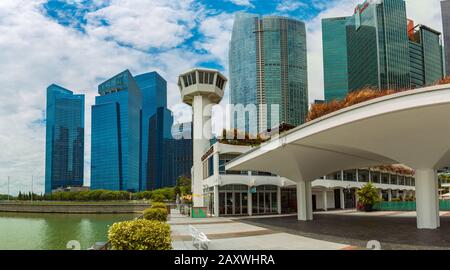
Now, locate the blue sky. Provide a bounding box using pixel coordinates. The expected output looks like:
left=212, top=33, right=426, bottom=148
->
left=0, top=0, right=443, bottom=194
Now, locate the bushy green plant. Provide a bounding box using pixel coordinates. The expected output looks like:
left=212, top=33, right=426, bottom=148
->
left=151, top=192, right=166, bottom=202
left=143, top=208, right=168, bottom=222
left=108, top=219, right=172, bottom=250
left=356, top=183, right=380, bottom=210
left=134, top=191, right=152, bottom=200
left=151, top=202, right=167, bottom=209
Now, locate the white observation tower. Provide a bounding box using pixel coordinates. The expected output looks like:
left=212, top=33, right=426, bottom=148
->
left=178, top=68, right=227, bottom=207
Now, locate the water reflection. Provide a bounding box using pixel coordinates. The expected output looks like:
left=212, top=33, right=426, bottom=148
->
left=0, top=213, right=137, bottom=250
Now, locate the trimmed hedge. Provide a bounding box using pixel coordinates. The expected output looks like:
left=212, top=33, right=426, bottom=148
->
left=143, top=208, right=168, bottom=222
left=151, top=202, right=167, bottom=209
left=108, top=219, right=172, bottom=250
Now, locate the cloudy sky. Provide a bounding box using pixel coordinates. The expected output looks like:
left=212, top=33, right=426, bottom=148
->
left=0, top=0, right=444, bottom=195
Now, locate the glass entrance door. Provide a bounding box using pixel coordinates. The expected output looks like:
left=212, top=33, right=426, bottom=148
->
left=226, top=192, right=233, bottom=215
left=235, top=192, right=242, bottom=215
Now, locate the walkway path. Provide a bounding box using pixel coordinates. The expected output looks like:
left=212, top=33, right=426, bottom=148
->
left=169, top=210, right=352, bottom=250
left=238, top=211, right=450, bottom=250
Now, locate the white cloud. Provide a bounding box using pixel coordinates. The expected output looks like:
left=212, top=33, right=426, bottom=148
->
left=405, top=0, right=442, bottom=33
left=276, top=0, right=308, bottom=12
left=84, top=0, right=201, bottom=50
left=228, top=0, right=255, bottom=8
left=0, top=0, right=217, bottom=194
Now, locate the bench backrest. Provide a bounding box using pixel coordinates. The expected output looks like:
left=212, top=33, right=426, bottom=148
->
left=189, top=225, right=209, bottom=241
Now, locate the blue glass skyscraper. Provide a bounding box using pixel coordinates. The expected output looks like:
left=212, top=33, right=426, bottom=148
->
left=170, top=122, right=193, bottom=183
left=147, top=107, right=174, bottom=190
left=91, top=70, right=142, bottom=192
left=229, top=13, right=308, bottom=133
left=134, top=72, right=167, bottom=191
left=45, top=84, right=84, bottom=194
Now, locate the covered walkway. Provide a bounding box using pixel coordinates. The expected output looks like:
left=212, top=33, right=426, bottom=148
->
left=227, top=84, right=450, bottom=229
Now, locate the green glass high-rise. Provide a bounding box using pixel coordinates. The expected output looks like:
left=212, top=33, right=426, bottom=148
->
left=347, top=0, right=411, bottom=92
left=409, top=25, right=444, bottom=88
left=322, top=17, right=350, bottom=101
left=229, top=13, right=308, bottom=133
left=322, top=0, right=444, bottom=100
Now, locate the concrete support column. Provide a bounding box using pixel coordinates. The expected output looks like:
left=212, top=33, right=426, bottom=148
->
left=277, top=186, right=282, bottom=214
left=415, top=168, right=440, bottom=229
left=356, top=169, right=359, bottom=182
left=388, top=190, right=392, bottom=202
left=340, top=188, right=345, bottom=209
left=213, top=185, right=219, bottom=217
left=296, top=180, right=313, bottom=221
left=213, top=152, right=219, bottom=176
left=248, top=187, right=253, bottom=216
left=192, top=96, right=212, bottom=207
left=322, top=190, right=328, bottom=211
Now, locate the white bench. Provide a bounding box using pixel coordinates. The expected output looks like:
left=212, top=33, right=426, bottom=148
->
left=189, top=225, right=210, bottom=250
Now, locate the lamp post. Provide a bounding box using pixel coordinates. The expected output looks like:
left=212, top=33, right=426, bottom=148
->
left=7, top=176, right=10, bottom=201
left=31, top=175, right=33, bottom=203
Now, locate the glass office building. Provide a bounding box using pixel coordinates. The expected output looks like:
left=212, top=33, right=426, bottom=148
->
left=229, top=13, right=308, bottom=133
left=323, top=0, right=444, bottom=96
left=45, top=84, right=84, bottom=194
left=346, top=0, right=411, bottom=92
left=409, top=25, right=444, bottom=88
left=134, top=72, right=167, bottom=191
left=322, top=17, right=350, bottom=101
left=441, top=0, right=450, bottom=76
left=91, top=70, right=142, bottom=192
left=147, top=107, right=173, bottom=190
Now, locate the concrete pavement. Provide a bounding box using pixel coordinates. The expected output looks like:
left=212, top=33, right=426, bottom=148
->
left=169, top=210, right=351, bottom=250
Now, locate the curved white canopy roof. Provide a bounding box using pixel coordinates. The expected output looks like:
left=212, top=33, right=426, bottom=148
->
left=226, top=84, right=450, bottom=183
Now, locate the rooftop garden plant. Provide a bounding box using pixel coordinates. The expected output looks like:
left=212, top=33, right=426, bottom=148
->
left=307, top=76, right=450, bottom=122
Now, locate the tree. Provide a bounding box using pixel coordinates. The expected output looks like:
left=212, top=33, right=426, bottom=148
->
left=175, top=176, right=191, bottom=196
left=356, top=183, right=380, bottom=211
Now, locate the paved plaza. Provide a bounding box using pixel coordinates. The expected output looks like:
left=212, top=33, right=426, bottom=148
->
left=169, top=210, right=352, bottom=250
left=169, top=209, right=450, bottom=250
left=238, top=210, right=450, bottom=250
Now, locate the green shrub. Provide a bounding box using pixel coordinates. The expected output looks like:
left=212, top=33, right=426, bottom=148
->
left=151, top=192, right=166, bottom=202
left=134, top=191, right=152, bottom=200
left=151, top=202, right=167, bottom=209
left=143, top=208, right=168, bottom=222
left=356, top=183, right=380, bottom=210
left=108, top=219, right=172, bottom=250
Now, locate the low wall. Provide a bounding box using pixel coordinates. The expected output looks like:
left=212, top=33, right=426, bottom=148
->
left=373, top=200, right=450, bottom=211
left=0, top=202, right=151, bottom=214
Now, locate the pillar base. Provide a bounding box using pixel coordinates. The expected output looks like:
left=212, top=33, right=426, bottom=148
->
left=297, top=181, right=313, bottom=221
left=415, top=168, right=440, bottom=230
